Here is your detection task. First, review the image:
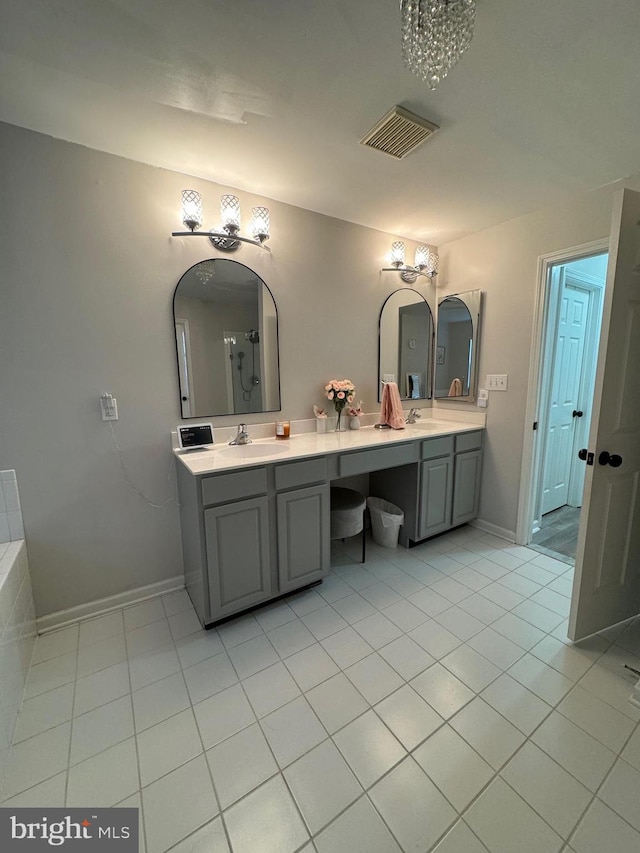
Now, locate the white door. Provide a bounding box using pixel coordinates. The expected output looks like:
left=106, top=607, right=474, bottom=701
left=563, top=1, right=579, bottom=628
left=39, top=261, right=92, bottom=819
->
left=569, top=188, right=640, bottom=640
left=541, top=276, right=590, bottom=514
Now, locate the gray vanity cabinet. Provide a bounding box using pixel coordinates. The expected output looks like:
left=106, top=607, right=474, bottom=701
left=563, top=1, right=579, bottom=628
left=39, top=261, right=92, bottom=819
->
left=418, top=455, right=454, bottom=539
left=177, top=455, right=331, bottom=628
left=451, top=430, right=483, bottom=528
left=277, top=483, right=330, bottom=594
left=204, top=496, right=272, bottom=619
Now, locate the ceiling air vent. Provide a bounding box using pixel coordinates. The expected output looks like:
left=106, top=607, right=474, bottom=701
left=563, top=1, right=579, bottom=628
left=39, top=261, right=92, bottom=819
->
left=360, top=106, right=439, bottom=159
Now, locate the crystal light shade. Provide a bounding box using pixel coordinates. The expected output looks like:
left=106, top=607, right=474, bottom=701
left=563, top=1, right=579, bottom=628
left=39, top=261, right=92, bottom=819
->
left=251, top=207, right=270, bottom=242
left=401, top=0, right=476, bottom=90
left=220, top=195, right=241, bottom=233
left=414, top=245, right=429, bottom=269
left=181, top=190, right=203, bottom=232
left=427, top=249, right=440, bottom=277
left=391, top=241, right=406, bottom=266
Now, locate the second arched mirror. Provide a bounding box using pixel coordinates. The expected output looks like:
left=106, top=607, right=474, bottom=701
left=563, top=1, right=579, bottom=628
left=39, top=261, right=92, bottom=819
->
left=434, top=289, right=483, bottom=402
left=173, top=258, right=281, bottom=418
left=378, top=289, right=434, bottom=401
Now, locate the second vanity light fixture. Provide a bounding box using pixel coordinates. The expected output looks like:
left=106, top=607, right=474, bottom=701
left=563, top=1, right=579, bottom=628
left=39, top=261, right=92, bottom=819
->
left=172, top=190, right=271, bottom=252
left=382, top=241, right=439, bottom=283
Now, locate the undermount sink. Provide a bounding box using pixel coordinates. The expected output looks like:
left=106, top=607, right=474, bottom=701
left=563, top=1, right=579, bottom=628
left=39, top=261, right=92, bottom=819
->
left=219, top=443, right=289, bottom=459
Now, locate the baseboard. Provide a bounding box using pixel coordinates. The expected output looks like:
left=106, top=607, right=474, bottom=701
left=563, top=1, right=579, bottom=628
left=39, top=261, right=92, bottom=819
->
left=469, top=518, right=516, bottom=543
left=37, top=575, right=185, bottom=634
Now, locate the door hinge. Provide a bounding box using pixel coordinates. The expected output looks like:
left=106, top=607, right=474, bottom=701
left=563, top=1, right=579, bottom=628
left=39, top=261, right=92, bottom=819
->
left=533, top=421, right=538, bottom=430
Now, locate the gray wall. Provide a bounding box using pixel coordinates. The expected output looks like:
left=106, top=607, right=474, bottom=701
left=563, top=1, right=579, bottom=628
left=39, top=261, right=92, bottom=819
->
left=0, top=122, right=429, bottom=618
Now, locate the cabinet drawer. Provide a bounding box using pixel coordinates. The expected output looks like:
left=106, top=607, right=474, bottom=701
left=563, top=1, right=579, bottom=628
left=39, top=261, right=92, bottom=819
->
left=455, top=430, right=484, bottom=453
left=339, top=442, right=416, bottom=477
left=421, top=436, right=454, bottom=460
left=275, top=457, right=328, bottom=491
left=201, top=467, right=267, bottom=506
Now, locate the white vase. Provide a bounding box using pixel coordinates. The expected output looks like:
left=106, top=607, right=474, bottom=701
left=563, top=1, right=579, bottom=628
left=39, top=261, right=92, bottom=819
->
left=349, top=416, right=361, bottom=430
left=316, top=418, right=328, bottom=434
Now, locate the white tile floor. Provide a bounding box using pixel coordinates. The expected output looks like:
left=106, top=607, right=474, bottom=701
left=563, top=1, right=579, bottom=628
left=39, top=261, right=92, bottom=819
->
left=2, top=525, right=640, bottom=853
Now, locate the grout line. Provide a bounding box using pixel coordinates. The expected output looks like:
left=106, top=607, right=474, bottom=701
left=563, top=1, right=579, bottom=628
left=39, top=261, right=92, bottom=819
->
left=62, top=622, right=80, bottom=808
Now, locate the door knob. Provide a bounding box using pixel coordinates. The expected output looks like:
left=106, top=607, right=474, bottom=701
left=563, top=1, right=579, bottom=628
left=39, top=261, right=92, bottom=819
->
left=182, top=396, right=188, bottom=401
left=598, top=451, right=623, bottom=467
left=578, top=448, right=588, bottom=460
left=572, top=410, right=583, bottom=418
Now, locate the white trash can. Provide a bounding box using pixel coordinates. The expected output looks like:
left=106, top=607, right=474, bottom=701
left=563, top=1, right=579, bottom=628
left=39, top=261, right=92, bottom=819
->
left=367, top=497, right=404, bottom=549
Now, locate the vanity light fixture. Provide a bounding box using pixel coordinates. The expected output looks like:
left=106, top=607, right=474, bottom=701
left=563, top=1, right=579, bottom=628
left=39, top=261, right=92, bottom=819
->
left=172, top=190, right=271, bottom=252
left=382, top=241, right=439, bottom=283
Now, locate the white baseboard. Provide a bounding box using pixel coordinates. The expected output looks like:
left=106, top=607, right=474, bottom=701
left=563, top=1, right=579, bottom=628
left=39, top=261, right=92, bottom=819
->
left=37, top=575, right=185, bottom=634
left=469, top=518, right=516, bottom=543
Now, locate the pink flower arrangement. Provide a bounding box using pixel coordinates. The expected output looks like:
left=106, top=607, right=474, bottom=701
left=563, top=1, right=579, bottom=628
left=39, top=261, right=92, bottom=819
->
left=348, top=400, right=364, bottom=417
left=325, top=379, right=355, bottom=414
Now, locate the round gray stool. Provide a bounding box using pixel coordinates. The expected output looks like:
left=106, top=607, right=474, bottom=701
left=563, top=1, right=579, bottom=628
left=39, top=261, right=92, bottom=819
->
left=330, top=487, right=366, bottom=563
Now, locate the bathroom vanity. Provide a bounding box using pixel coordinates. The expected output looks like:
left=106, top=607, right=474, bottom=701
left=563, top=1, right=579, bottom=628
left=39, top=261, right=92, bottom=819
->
left=175, top=419, right=484, bottom=628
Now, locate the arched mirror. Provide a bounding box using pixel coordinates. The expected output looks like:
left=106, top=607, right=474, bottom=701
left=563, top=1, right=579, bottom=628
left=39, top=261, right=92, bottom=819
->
left=434, top=289, right=483, bottom=402
left=173, top=258, right=281, bottom=418
left=378, top=289, right=434, bottom=401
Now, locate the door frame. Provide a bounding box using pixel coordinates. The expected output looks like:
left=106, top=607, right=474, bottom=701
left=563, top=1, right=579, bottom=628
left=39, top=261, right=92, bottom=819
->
left=515, top=238, right=609, bottom=546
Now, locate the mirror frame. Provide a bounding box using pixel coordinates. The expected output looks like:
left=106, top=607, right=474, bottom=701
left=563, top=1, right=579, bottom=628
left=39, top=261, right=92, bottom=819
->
left=378, top=288, right=435, bottom=402
left=172, top=258, right=281, bottom=419
left=434, top=289, right=483, bottom=403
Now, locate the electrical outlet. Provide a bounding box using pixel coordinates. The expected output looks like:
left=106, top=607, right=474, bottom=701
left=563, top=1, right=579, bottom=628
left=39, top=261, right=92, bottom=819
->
left=486, top=374, right=508, bottom=391
left=100, top=393, right=119, bottom=421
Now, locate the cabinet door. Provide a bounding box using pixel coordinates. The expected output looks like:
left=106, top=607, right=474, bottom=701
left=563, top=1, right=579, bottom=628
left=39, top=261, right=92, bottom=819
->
left=452, top=449, right=482, bottom=526
left=205, top=496, right=272, bottom=620
left=418, top=456, right=453, bottom=539
left=277, top=484, right=330, bottom=594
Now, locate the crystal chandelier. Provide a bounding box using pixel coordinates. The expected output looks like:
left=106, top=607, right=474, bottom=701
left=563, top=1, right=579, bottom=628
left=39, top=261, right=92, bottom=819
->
left=401, top=0, right=476, bottom=90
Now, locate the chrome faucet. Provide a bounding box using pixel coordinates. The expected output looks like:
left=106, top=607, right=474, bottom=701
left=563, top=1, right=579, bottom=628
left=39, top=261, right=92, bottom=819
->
left=406, top=408, right=421, bottom=424
left=229, top=424, right=251, bottom=445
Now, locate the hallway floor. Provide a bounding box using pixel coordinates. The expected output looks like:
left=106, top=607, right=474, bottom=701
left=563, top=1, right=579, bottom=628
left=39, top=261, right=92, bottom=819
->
left=531, top=506, right=580, bottom=563
left=1, top=526, right=639, bottom=853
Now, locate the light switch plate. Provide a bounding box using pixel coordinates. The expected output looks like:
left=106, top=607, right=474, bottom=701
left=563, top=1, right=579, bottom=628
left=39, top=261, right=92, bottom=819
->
left=487, top=374, right=508, bottom=390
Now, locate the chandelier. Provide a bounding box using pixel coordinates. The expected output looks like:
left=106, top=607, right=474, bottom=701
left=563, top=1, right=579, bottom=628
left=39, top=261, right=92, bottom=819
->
left=401, top=0, right=476, bottom=90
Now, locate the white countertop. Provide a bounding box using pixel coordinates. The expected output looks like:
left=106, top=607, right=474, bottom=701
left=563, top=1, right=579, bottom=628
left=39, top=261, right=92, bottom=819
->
left=175, top=419, right=484, bottom=476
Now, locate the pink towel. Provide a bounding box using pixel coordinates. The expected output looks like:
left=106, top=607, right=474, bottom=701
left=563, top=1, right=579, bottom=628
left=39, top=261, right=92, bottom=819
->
left=448, top=377, right=463, bottom=396
left=380, top=382, right=406, bottom=430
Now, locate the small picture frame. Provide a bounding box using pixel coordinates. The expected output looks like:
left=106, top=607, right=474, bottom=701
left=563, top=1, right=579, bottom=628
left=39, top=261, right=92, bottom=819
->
left=436, top=346, right=446, bottom=365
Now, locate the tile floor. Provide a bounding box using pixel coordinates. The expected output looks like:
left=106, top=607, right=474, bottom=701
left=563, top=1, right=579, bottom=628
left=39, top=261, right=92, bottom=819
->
left=1, top=525, right=640, bottom=853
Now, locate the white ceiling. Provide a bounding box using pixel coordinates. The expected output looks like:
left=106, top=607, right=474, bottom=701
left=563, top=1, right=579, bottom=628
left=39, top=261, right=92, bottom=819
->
left=1, top=0, right=639, bottom=244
